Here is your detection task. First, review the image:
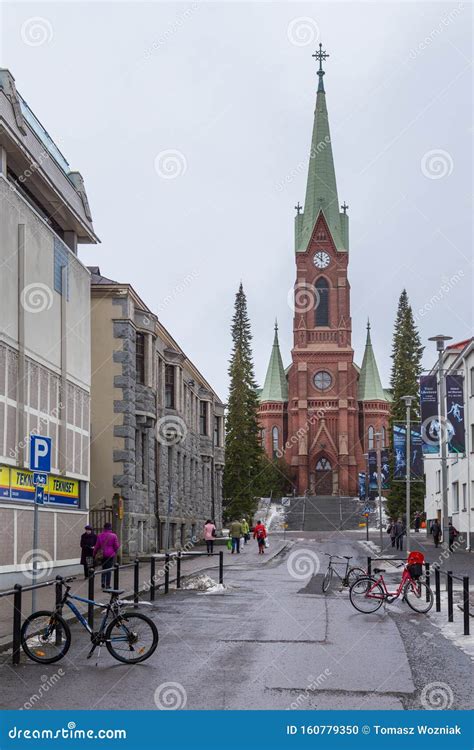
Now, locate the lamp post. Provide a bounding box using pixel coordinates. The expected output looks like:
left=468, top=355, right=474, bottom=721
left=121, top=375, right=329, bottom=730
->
left=375, top=431, right=383, bottom=552
left=428, top=335, right=452, bottom=556
left=401, top=396, right=415, bottom=555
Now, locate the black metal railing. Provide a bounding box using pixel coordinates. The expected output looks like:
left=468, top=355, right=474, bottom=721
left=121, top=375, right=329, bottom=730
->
left=367, top=556, right=470, bottom=636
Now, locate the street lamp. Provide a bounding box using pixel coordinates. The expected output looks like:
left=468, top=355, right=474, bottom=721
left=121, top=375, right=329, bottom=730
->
left=375, top=431, right=383, bottom=552
left=401, top=395, right=415, bottom=554
left=428, top=334, right=453, bottom=557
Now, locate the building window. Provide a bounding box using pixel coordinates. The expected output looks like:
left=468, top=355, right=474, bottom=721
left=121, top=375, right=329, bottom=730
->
left=260, top=428, right=265, bottom=448
left=136, top=332, right=145, bottom=384
left=316, top=457, right=331, bottom=470
left=315, top=277, right=329, bottom=326
left=214, top=416, right=220, bottom=446
left=180, top=523, right=186, bottom=547
left=462, top=483, right=467, bottom=511
left=436, top=470, right=441, bottom=493
left=452, top=481, right=459, bottom=512
left=54, top=238, right=69, bottom=298
left=165, top=365, right=175, bottom=408
left=272, top=426, right=279, bottom=458
left=368, top=426, right=375, bottom=450
left=169, top=522, right=176, bottom=548
left=470, top=367, right=474, bottom=396
left=191, top=523, right=196, bottom=541
left=200, top=401, right=208, bottom=435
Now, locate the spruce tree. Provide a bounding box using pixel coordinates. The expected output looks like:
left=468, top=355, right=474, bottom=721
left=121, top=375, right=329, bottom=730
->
left=387, top=290, right=425, bottom=519
left=223, top=284, right=263, bottom=520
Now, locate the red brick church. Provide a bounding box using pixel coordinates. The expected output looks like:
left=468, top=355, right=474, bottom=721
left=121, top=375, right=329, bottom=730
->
left=258, top=46, right=391, bottom=497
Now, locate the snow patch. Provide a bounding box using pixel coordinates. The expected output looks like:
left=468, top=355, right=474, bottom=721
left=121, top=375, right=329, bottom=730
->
left=182, top=574, right=230, bottom=594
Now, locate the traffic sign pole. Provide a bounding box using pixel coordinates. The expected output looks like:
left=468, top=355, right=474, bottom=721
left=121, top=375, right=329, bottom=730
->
left=29, top=435, right=52, bottom=612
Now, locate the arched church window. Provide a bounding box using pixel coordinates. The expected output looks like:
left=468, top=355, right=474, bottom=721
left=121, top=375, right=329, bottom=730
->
left=368, top=426, right=375, bottom=450
left=315, top=277, right=329, bottom=326
left=272, top=426, right=279, bottom=458
left=316, top=457, right=331, bottom=471
left=260, top=428, right=265, bottom=448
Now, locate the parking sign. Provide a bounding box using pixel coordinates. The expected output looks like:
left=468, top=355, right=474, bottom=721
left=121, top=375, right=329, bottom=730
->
left=30, top=435, right=52, bottom=472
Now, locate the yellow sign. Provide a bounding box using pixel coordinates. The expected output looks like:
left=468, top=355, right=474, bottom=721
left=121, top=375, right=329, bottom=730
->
left=48, top=476, right=79, bottom=504
left=10, top=468, right=35, bottom=500
left=0, top=466, right=10, bottom=498
left=0, top=465, right=79, bottom=506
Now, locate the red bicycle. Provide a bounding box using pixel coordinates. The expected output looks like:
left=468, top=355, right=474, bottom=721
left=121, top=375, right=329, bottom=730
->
left=349, top=551, right=433, bottom=614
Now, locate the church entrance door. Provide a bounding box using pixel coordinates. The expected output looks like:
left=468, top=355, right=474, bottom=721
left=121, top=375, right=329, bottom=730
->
left=315, top=458, right=333, bottom=495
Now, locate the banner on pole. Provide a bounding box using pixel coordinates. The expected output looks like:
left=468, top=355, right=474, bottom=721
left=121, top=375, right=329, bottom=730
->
left=368, top=450, right=377, bottom=496
left=380, top=448, right=390, bottom=489
left=420, top=375, right=439, bottom=454
left=358, top=472, right=366, bottom=500
left=446, top=374, right=465, bottom=453
left=393, top=424, right=424, bottom=480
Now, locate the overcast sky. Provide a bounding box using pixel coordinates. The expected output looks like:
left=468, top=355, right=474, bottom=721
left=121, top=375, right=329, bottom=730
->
left=1, top=1, right=472, bottom=400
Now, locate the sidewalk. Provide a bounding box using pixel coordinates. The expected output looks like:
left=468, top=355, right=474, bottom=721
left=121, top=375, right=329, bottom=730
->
left=0, top=536, right=290, bottom=651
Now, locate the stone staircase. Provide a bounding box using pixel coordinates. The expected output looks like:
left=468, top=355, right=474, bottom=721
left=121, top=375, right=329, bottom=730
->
left=285, top=495, right=364, bottom=532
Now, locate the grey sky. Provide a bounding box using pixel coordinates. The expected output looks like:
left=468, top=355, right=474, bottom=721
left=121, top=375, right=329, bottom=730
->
left=1, top=1, right=472, bottom=401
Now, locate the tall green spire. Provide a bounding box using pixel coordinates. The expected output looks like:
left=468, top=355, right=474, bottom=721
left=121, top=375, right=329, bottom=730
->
left=358, top=321, right=388, bottom=402
left=259, top=321, right=288, bottom=403
left=295, top=44, right=347, bottom=254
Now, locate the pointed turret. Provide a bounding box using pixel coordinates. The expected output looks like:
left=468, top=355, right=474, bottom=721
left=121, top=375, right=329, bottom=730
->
left=296, top=44, right=347, bottom=254
left=358, top=321, right=387, bottom=402
left=259, top=322, right=289, bottom=402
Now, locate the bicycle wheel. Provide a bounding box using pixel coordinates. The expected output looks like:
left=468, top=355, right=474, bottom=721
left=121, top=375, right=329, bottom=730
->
left=106, top=612, right=158, bottom=664
left=21, top=611, right=71, bottom=664
left=347, top=567, right=366, bottom=585
left=322, top=567, right=333, bottom=593
left=349, top=577, right=385, bottom=613
left=404, top=580, right=433, bottom=613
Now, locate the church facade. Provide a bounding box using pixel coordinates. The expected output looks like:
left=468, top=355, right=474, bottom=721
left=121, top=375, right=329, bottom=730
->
left=258, top=47, right=391, bottom=497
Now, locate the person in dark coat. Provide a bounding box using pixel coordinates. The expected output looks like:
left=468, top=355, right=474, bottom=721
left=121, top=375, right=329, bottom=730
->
left=80, top=525, right=97, bottom=578
left=393, top=518, right=405, bottom=551
left=414, top=513, right=422, bottom=533
left=432, top=519, right=441, bottom=548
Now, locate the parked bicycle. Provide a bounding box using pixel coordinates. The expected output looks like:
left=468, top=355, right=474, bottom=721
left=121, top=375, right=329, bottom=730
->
left=21, top=576, right=159, bottom=665
left=322, top=554, right=365, bottom=593
left=349, top=551, right=433, bottom=614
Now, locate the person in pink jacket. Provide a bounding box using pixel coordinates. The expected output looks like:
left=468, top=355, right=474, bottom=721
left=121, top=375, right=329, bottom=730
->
left=203, top=519, right=216, bottom=555
left=93, top=522, right=120, bottom=589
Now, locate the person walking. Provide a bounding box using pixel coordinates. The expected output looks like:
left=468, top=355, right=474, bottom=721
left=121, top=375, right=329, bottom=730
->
left=394, top=517, right=405, bottom=551
left=387, top=518, right=397, bottom=548
left=228, top=519, right=243, bottom=554
left=80, top=524, right=97, bottom=579
left=241, top=518, right=250, bottom=545
left=432, top=519, right=441, bottom=548
left=448, top=522, right=459, bottom=552
left=203, top=519, right=216, bottom=555
left=93, top=522, right=120, bottom=589
left=253, top=520, right=267, bottom=555
left=414, top=513, right=422, bottom=533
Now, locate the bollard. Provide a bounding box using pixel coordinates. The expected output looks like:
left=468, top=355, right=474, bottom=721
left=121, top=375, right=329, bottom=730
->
left=219, top=550, right=224, bottom=585
left=55, top=580, right=63, bottom=645
left=113, top=563, right=120, bottom=591
left=12, top=584, right=22, bottom=666
left=134, top=559, right=139, bottom=608
left=164, top=554, right=170, bottom=594
left=176, top=551, right=182, bottom=589
left=435, top=567, right=441, bottom=612
left=88, top=571, right=95, bottom=630
left=150, top=557, right=156, bottom=602
left=463, top=576, right=470, bottom=636
left=367, top=557, right=372, bottom=577
left=425, top=562, right=430, bottom=603
left=447, top=571, right=453, bottom=623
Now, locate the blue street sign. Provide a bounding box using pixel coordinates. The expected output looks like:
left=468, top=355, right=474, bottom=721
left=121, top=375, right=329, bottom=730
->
left=33, top=472, right=48, bottom=486
left=30, top=435, right=52, bottom=472
left=35, top=486, right=44, bottom=505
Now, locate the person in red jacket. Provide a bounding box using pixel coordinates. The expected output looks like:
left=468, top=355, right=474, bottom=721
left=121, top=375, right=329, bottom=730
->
left=253, top=520, right=267, bottom=555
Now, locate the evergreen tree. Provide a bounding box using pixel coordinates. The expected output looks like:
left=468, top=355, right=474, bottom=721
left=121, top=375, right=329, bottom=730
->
left=223, top=284, right=263, bottom=520
left=387, top=290, right=425, bottom=519
left=256, top=456, right=294, bottom=500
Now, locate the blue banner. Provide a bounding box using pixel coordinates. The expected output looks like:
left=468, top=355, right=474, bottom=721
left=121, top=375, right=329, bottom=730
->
left=420, top=375, right=439, bottom=454
left=446, top=374, right=465, bottom=454
left=394, top=425, right=424, bottom=481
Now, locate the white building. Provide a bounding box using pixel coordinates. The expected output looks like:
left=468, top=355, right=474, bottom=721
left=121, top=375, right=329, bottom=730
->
left=0, top=70, right=99, bottom=582
left=424, top=338, right=474, bottom=550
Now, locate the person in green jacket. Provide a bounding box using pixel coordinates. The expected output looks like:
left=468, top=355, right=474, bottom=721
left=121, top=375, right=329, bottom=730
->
left=241, top=518, right=250, bottom=544
left=228, top=519, right=243, bottom=553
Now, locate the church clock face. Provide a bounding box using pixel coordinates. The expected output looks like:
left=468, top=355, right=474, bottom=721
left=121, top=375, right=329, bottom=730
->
left=313, top=251, right=330, bottom=269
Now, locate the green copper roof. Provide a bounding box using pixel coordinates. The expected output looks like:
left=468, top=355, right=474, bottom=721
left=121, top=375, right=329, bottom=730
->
left=358, top=322, right=388, bottom=402
left=296, top=49, right=347, bottom=253
left=259, top=323, right=289, bottom=403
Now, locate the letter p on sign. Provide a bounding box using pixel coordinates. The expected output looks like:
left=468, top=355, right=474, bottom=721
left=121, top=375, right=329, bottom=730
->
left=30, top=435, right=52, bottom=472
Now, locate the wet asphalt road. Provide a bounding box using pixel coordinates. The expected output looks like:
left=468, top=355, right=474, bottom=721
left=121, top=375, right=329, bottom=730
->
left=0, top=530, right=472, bottom=711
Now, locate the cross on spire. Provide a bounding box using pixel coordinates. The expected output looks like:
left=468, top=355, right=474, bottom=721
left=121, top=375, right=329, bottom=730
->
left=295, top=202, right=302, bottom=215
left=341, top=202, right=349, bottom=214
left=312, top=43, right=329, bottom=92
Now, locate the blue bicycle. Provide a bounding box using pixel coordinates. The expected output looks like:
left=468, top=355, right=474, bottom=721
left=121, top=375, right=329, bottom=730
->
left=21, top=576, right=158, bottom=665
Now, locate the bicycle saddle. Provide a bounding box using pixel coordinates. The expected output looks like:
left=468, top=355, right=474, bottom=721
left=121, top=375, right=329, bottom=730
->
left=373, top=568, right=385, bottom=574
left=103, top=588, right=125, bottom=595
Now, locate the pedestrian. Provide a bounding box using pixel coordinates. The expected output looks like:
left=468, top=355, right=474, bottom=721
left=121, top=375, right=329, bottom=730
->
left=241, top=518, right=250, bottom=545
left=414, top=513, right=421, bottom=533
left=387, top=518, right=397, bottom=548
left=448, top=522, right=459, bottom=552
left=228, top=519, right=243, bottom=554
left=253, top=520, right=267, bottom=555
left=93, top=522, right=120, bottom=589
left=203, top=519, right=216, bottom=556
left=394, top=517, right=405, bottom=551
left=432, top=519, right=441, bottom=548
left=80, top=524, right=97, bottom=579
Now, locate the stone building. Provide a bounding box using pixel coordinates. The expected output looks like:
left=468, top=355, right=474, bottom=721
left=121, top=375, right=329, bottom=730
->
left=89, top=268, right=225, bottom=557
left=0, top=69, right=98, bottom=580
left=257, top=49, right=391, bottom=497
